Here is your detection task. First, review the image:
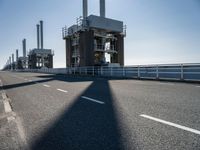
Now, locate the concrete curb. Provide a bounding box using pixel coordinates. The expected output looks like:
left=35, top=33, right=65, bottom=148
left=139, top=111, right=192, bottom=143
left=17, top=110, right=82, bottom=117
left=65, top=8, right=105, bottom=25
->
left=0, top=78, right=28, bottom=150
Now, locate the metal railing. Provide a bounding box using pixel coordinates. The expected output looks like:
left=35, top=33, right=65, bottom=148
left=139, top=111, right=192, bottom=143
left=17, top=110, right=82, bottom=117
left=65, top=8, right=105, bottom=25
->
left=18, top=63, right=200, bottom=82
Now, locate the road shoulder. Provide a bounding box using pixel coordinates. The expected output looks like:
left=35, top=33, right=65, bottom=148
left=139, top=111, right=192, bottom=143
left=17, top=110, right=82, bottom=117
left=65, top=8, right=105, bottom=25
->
left=0, top=78, right=27, bottom=150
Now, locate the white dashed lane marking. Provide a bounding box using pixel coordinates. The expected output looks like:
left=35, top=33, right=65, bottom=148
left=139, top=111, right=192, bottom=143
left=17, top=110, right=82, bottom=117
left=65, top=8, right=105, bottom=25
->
left=43, top=84, right=50, bottom=88
left=57, top=89, right=68, bottom=93
left=81, top=96, right=105, bottom=105
left=158, top=82, right=174, bottom=86
left=140, top=114, right=200, bottom=135
left=4, top=100, right=12, bottom=113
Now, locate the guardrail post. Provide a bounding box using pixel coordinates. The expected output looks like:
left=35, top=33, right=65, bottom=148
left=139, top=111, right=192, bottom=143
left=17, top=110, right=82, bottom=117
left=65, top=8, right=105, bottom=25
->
left=92, top=66, right=94, bottom=76
left=85, top=67, right=87, bottom=75
left=110, top=67, right=113, bottom=76
left=138, top=66, right=140, bottom=78
left=181, top=64, right=184, bottom=80
left=156, top=66, right=159, bottom=79
left=69, top=68, right=71, bottom=75
left=123, top=67, right=125, bottom=77
left=101, top=67, right=103, bottom=76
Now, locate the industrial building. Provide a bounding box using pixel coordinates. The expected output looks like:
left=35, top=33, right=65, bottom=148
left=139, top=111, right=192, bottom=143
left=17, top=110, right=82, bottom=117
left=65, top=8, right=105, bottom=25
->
left=17, top=39, right=28, bottom=69
left=62, top=0, right=126, bottom=67
left=28, top=21, right=54, bottom=69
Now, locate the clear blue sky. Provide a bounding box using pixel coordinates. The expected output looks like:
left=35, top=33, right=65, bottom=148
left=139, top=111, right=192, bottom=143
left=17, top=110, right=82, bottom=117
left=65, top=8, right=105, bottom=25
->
left=0, top=0, right=200, bottom=69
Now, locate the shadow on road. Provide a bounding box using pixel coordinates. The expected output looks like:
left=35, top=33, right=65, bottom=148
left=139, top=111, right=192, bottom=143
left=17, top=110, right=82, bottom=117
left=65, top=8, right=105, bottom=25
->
left=1, top=72, right=127, bottom=91
left=35, top=74, right=110, bottom=82
left=2, top=78, right=54, bottom=90
left=2, top=74, right=109, bottom=90
left=30, top=79, right=130, bottom=150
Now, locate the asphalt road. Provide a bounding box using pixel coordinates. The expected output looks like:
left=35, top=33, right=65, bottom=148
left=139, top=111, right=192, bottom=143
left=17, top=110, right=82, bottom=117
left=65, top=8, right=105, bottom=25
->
left=0, top=71, right=200, bottom=150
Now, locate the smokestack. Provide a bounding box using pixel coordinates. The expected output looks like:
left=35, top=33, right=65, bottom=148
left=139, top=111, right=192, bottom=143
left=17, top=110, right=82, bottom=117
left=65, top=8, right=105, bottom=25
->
left=16, top=49, right=18, bottom=62
left=40, top=20, right=43, bottom=49
left=12, top=54, right=14, bottom=63
left=83, top=0, right=88, bottom=18
left=37, top=24, right=40, bottom=49
left=16, top=49, right=18, bottom=69
left=12, top=54, right=14, bottom=70
left=22, top=39, right=26, bottom=58
left=9, top=57, right=11, bottom=65
left=100, top=0, right=105, bottom=17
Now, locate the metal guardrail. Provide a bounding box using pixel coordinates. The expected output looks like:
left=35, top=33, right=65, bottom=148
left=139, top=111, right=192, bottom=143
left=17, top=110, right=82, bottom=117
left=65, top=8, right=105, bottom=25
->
left=19, top=63, right=200, bottom=82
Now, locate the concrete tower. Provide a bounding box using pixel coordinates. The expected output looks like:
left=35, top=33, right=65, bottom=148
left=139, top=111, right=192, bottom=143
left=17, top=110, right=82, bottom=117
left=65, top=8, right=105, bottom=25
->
left=63, top=0, right=126, bottom=67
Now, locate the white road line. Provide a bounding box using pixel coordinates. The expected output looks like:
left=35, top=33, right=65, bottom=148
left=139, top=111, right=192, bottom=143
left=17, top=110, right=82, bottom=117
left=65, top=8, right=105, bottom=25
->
left=158, top=82, right=174, bottom=85
left=24, top=78, right=28, bottom=81
left=196, top=86, right=200, bottom=88
left=57, top=89, right=68, bottom=93
left=43, top=84, right=50, bottom=88
left=28, top=80, right=33, bottom=82
left=81, top=96, right=105, bottom=104
left=3, top=100, right=12, bottom=113
left=140, top=114, right=200, bottom=135
left=15, top=117, right=28, bottom=146
left=2, top=93, right=7, bottom=99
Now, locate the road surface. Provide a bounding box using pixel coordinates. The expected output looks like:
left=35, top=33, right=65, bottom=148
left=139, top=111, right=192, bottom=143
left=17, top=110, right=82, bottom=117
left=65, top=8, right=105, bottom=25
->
left=0, top=71, right=200, bottom=150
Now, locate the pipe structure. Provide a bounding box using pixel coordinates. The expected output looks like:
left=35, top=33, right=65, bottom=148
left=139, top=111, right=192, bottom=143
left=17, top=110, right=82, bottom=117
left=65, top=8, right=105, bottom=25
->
left=23, top=39, right=26, bottom=58
left=16, top=49, right=18, bottom=61
left=100, top=0, right=105, bottom=17
left=16, top=49, right=19, bottom=64
left=9, top=57, right=11, bottom=64
left=37, top=24, right=40, bottom=49
left=12, top=54, right=14, bottom=70
left=83, top=0, right=88, bottom=18
left=12, top=54, right=14, bottom=63
left=40, top=20, right=43, bottom=49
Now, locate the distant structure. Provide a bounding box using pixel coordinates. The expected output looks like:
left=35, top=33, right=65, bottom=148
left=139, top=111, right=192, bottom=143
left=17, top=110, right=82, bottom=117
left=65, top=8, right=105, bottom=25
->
left=9, top=57, right=11, bottom=69
left=62, top=0, right=126, bottom=67
left=17, top=39, right=28, bottom=69
left=28, top=21, right=54, bottom=69
left=16, top=49, right=19, bottom=69
left=11, top=53, right=14, bottom=70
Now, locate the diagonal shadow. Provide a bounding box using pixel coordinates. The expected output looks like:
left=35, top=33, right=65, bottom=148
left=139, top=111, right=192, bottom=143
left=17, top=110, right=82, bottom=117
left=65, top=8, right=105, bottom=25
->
left=2, top=72, right=126, bottom=90
left=2, top=78, right=54, bottom=90
left=35, top=74, right=102, bottom=82
left=30, top=80, right=132, bottom=150
left=2, top=74, right=104, bottom=90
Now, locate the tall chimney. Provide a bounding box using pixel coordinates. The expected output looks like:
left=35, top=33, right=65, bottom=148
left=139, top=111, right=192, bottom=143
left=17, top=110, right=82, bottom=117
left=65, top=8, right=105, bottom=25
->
left=100, top=0, right=105, bottom=17
left=9, top=57, right=11, bottom=65
left=8, top=57, right=11, bottom=69
left=37, top=24, right=40, bottom=49
left=40, top=20, right=43, bottom=49
left=16, top=49, right=18, bottom=62
left=12, top=54, right=14, bottom=63
left=16, top=49, right=18, bottom=69
left=12, top=54, right=14, bottom=70
left=83, top=0, right=88, bottom=18
left=22, top=39, right=26, bottom=58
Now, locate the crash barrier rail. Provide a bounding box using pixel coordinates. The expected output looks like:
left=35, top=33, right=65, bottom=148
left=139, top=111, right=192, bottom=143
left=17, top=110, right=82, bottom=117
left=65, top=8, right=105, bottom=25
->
left=18, top=63, right=200, bottom=82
